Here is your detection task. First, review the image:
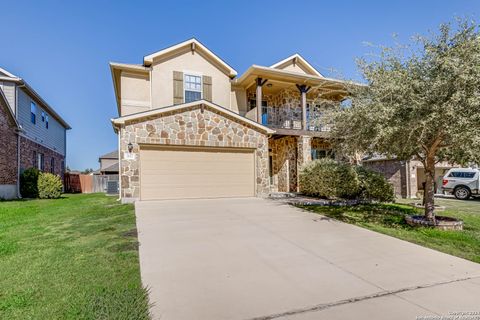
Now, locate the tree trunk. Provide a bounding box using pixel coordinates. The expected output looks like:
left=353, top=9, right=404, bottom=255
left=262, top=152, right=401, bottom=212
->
left=423, top=155, right=436, bottom=222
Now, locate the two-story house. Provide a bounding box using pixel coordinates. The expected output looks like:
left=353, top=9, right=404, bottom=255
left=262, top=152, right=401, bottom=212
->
left=98, top=150, right=119, bottom=175
left=110, top=39, right=348, bottom=202
left=0, top=67, right=70, bottom=199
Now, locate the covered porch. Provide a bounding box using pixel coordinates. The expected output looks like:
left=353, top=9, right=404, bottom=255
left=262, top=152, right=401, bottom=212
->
left=268, top=136, right=334, bottom=193
left=234, top=65, right=350, bottom=134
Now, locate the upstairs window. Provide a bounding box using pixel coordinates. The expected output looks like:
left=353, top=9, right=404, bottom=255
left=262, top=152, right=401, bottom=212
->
left=41, top=111, right=45, bottom=122
left=46, top=115, right=49, bottom=129
left=30, top=102, right=37, bottom=124
left=184, top=74, right=202, bottom=103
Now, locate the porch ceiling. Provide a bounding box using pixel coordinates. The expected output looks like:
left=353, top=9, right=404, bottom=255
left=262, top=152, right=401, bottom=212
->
left=234, top=65, right=353, bottom=100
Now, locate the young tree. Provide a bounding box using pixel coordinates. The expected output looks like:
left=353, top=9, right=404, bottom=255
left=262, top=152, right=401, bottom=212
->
left=333, top=20, right=480, bottom=222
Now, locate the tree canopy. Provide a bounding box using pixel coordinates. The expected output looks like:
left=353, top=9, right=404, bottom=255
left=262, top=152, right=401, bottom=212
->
left=333, top=19, right=480, bottom=220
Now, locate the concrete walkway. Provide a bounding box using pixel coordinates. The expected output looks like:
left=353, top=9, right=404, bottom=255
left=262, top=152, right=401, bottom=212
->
left=135, top=198, right=480, bottom=320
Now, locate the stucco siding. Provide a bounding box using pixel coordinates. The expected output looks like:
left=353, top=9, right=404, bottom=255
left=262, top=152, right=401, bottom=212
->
left=278, top=63, right=310, bottom=75
left=0, top=81, right=16, bottom=113
left=17, top=89, right=66, bottom=155
left=120, top=71, right=151, bottom=116
left=230, top=86, right=247, bottom=115
left=151, top=50, right=232, bottom=110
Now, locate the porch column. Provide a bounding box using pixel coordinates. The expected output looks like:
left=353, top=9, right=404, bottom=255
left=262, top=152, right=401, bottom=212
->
left=296, top=84, right=311, bottom=130
left=256, top=78, right=268, bottom=123
left=297, top=135, right=312, bottom=192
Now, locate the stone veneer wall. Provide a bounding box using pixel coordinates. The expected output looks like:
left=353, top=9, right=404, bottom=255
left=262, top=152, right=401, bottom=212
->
left=119, top=105, right=269, bottom=200
left=311, top=138, right=331, bottom=150
left=247, top=89, right=302, bottom=128
left=297, top=136, right=312, bottom=168
left=269, top=136, right=298, bottom=192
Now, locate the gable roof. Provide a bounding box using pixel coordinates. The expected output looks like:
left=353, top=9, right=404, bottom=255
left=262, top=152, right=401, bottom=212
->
left=0, top=67, right=20, bottom=79
left=101, top=162, right=119, bottom=173
left=111, top=100, right=275, bottom=134
left=99, top=150, right=118, bottom=160
left=0, top=88, right=19, bottom=129
left=143, top=38, right=237, bottom=78
left=0, top=66, right=71, bottom=129
left=270, top=54, right=323, bottom=77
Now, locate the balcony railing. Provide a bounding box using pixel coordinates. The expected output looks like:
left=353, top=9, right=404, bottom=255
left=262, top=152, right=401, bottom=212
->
left=261, top=105, right=334, bottom=132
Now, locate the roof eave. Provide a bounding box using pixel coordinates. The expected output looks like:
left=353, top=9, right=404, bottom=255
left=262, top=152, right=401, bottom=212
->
left=111, top=100, right=275, bottom=135
left=142, top=38, right=238, bottom=78
left=235, top=65, right=364, bottom=89
left=19, top=81, right=71, bottom=129
left=270, top=53, right=323, bottom=77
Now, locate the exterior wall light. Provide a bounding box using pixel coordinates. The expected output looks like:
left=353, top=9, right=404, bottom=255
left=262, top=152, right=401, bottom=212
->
left=128, top=142, right=133, bottom=153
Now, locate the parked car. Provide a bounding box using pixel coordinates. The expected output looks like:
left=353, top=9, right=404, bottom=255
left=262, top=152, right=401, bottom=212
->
left=442, top=168, right=480, bottom=200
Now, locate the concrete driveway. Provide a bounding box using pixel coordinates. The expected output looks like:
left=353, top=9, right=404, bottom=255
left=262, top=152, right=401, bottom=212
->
left=135, top=198, right=480, bottom=320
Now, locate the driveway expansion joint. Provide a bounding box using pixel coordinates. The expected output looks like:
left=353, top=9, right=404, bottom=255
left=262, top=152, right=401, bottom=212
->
left=245, top=275, right=480, bottom=320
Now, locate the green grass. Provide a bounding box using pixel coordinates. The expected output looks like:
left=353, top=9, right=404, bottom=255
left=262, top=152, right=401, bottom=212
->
left=298, top=197, right=480, bottom=264
left=0, top=193, right=151, bottom=319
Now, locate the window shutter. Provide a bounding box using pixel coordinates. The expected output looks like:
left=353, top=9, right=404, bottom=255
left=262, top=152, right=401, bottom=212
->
left=202, top=75, right=212, bottom=101
left=173, top=71, right=184, bottom=104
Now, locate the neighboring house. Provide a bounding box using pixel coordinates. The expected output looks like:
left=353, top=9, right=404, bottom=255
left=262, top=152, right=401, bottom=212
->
left=0, top=67, right=71, bottom=199
left=363, top=157, right=456, bottom=198
left=98, top=150, right=119, bottom=175
left=110, top=39, right=348, bottom=202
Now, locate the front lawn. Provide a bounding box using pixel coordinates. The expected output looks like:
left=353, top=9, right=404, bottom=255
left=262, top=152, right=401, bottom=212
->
left=0, top=193, right=150, bottom=319
left=299, top=198, right=480, bottom=264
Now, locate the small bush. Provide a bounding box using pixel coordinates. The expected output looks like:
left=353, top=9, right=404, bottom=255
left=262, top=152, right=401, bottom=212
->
left=299, top=158, right=360, bottom=199
left=355, top=166, right=395, bottom=202
left=38, top=172, right=63, bottom=199
left=20, top=168, right=40, bottom=198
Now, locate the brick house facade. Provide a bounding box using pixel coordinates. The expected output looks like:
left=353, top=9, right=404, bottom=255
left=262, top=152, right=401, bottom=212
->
left=0, top=92, right=19, bottom=198
left=0, top=67, right=70, bottom=199
left=19, top=136, right=65, bottom=179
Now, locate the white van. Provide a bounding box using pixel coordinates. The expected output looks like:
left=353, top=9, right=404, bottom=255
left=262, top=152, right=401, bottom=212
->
left=442, top=168, right=480, bottom=200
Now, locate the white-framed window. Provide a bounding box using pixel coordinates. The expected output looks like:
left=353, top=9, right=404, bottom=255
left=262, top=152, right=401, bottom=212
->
left=184, top=74, right=202, bottom=103
left=37, top=153, right=44, bottom=171
left=41, top=111, right=45, bottom=122
left=46, top=115, right=49, bottom=129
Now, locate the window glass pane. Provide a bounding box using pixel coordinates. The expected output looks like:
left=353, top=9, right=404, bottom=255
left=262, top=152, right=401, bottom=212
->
left=185, top=91, right=201, bottom=103
left=31, top=102, right=36, bottom=124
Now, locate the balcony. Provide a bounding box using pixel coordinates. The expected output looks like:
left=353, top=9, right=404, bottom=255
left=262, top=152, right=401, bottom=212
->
left=261, top=105, right=333, bottom=132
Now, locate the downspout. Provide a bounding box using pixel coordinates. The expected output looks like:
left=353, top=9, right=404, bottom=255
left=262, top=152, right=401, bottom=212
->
left=149, top=68, right=153, bottom=109
left=15, top=84, right=25, bottom=198
left=117, top=125, right=122, bottom=201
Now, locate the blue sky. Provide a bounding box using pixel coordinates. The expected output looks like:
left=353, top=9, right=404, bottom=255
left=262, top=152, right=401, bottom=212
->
left=1, top=0, right=478, bottom=170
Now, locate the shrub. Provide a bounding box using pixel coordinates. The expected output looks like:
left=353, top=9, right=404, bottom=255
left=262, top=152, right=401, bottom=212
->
left=38, top=172, right=63, bottom=199
left=299, top=158, right=360, bottom=199
left=299, top=159, right=395, bottom=202
left=20, top=168, right=40, bottom=198
left=355, top=166, right=395, bottom=202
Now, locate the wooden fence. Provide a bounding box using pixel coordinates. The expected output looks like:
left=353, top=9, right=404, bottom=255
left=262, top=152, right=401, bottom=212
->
left=65, top=173, right=118, bottom=194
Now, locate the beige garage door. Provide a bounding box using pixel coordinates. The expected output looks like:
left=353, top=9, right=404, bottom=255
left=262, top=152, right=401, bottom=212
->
left=139, top=146, right=255, bottom=200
